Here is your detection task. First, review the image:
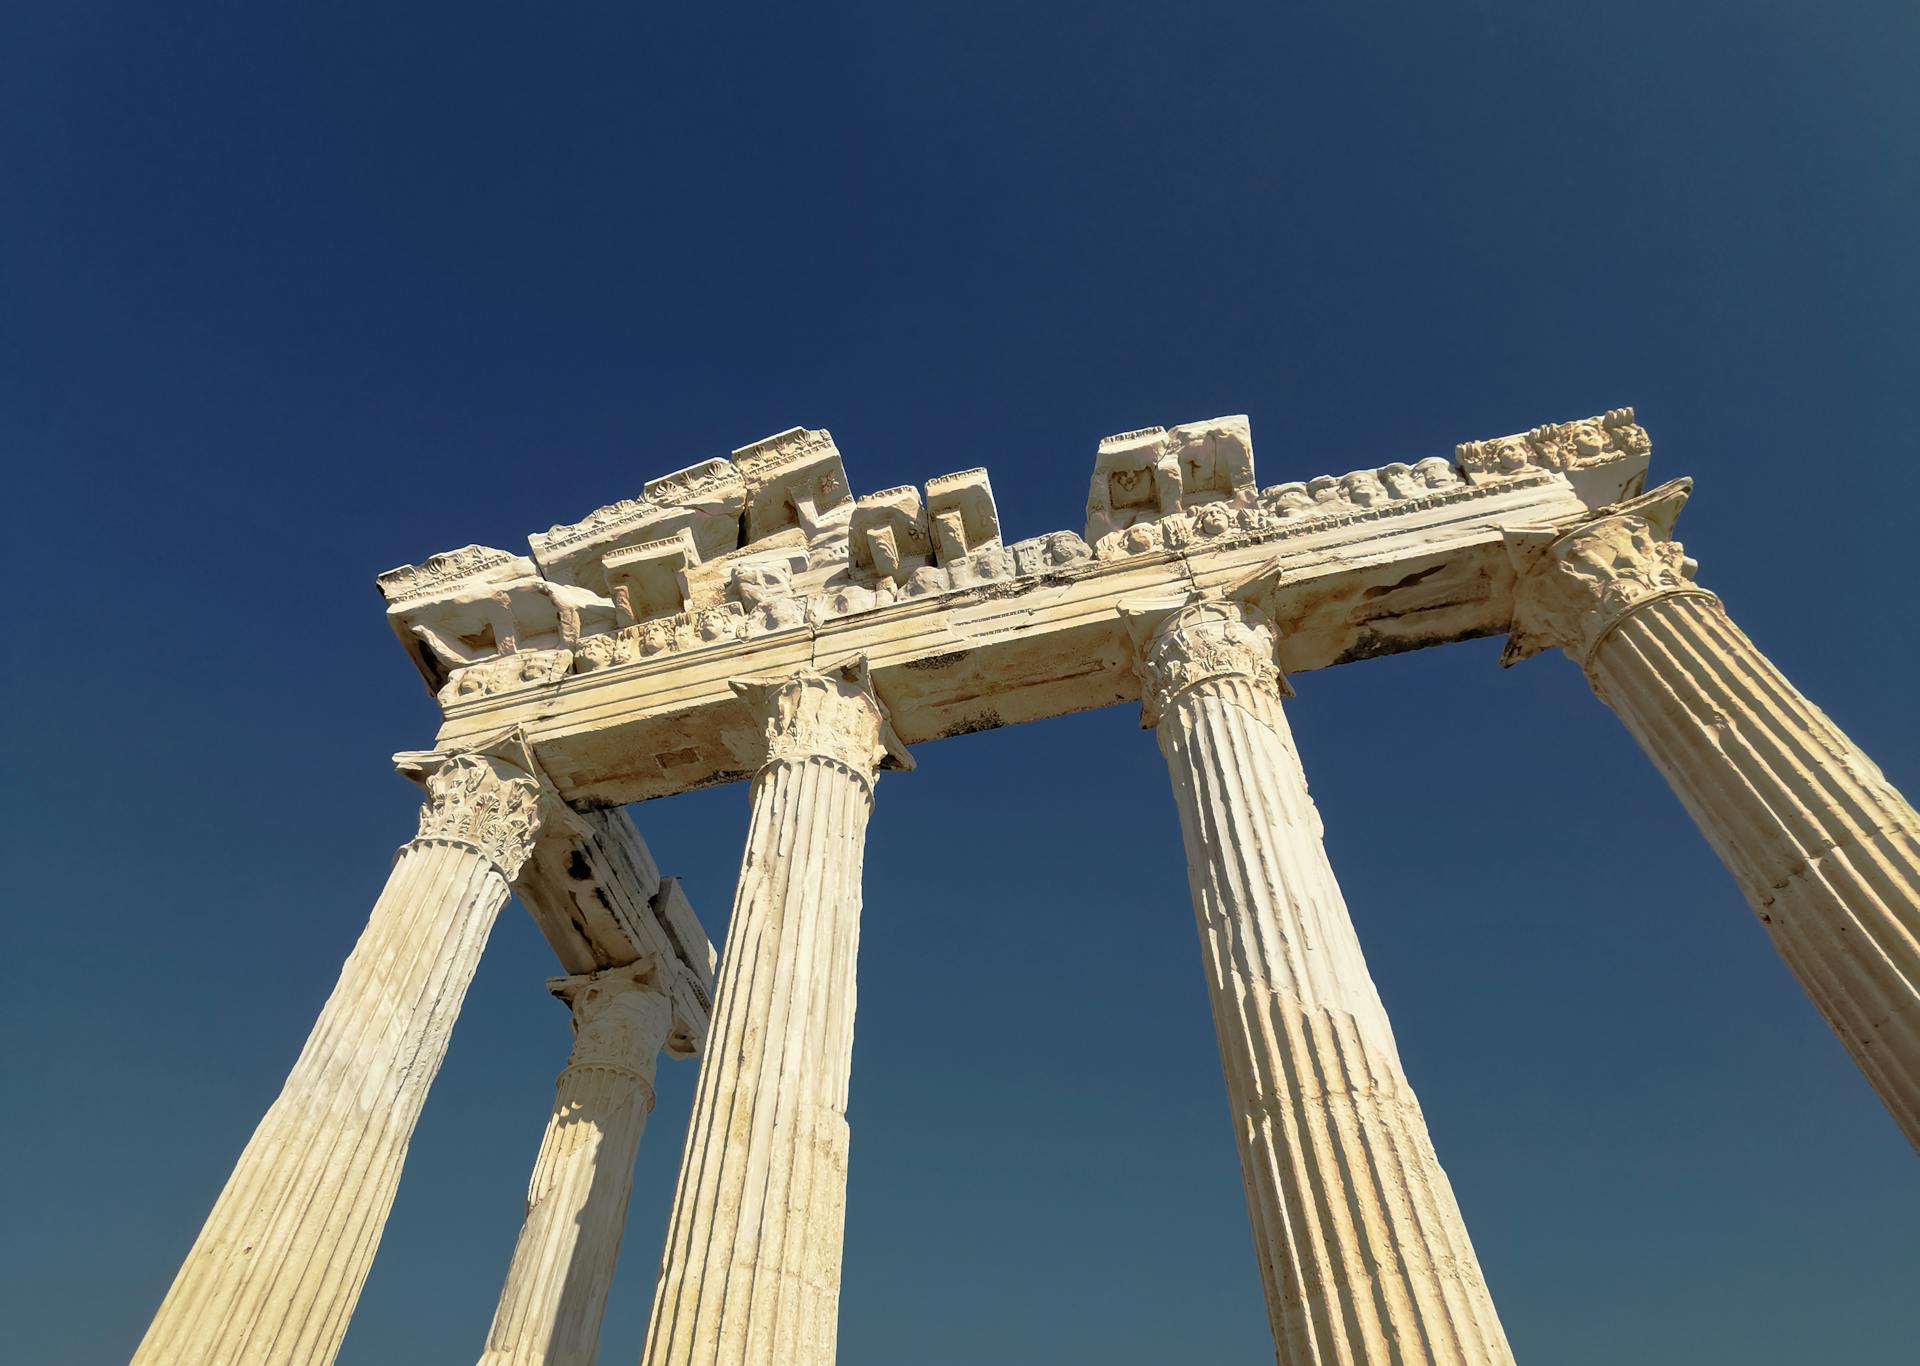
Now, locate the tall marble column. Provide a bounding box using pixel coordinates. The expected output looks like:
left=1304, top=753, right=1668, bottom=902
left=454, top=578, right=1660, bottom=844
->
left=480, top=961, right=680, bottom=1366
left=1125, top=592, right=1514, bottom=1366
left=641, top=657, right=908, bottom=1366
left=1504, top=479, right=1920, bottom=1147
left=133, top=744, right=548, bottom=1366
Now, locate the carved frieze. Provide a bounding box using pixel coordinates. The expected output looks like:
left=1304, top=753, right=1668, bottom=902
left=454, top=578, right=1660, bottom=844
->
left=849, top=486, right=932, bottom=582
left=378, top=545, right=617, bottom=693
left=733, top=426, right=853, bottom=546
left=1457, top=407, right=1649, bottom=482
left=924, top=468, right=1002, bottom=565
left=603, top=530, right=698, bottom=626
left=1086, top=416, right=1257, bottom=544
left=439, top=648, right=574, bottom=705
left=530, top=459, right=748, bottom=597
left=384, top=407, right=1650, bottom=711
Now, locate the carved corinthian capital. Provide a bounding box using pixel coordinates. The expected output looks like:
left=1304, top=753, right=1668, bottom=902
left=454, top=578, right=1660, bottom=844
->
left=730, top=656, right=913, bottom=782
left=400, top=738, right=550, bottom=881
left=1502, top=479, right=1714, bottom=669
left=1122, top=587, right=1292, bottom=728
left=553, top=961, right=677, bottom=1083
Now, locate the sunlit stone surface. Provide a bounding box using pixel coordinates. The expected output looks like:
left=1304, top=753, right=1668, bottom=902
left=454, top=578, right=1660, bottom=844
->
left=132, top=406, right=1916, bottom=1366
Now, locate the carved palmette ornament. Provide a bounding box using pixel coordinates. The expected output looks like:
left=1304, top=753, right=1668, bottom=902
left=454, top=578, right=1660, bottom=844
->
left=415, top=753, right=545, bottom=880
left=1135, top=598, right=1292, bottom=727
left=1502, top=479, right=1712, bottom=669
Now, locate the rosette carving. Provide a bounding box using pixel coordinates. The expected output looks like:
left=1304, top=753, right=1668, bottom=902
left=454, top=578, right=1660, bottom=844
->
left=1502, top=479, right=1713, bottom=669
left=1129, top=596, right=1291, bottom=727
left=730, top=656, right=912, bottom=780
left=414, top=751, right=546, bottom=880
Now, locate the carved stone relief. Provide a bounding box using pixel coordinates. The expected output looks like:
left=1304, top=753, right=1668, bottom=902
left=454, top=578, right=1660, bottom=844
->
left=381, top=409, right=1643, bottom=708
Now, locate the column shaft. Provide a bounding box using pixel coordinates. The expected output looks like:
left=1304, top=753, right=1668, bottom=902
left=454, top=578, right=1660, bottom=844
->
left=132, top=751, right=543, bottom=1366
left=481, top=968, right=674, bottom=1366
left=641, top=661, right=901, bottom=1366
left=1136, top=597, right=1513, bottom=1366
left=1506, top=482, right=1920, bottom=1147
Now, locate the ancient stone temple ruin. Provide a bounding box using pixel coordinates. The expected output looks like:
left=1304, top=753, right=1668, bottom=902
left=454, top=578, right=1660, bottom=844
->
left=132, top=409, right=1920, bottom=1366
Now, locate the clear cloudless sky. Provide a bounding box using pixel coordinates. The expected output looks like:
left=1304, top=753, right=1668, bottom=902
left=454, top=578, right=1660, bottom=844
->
left=3, top=4, right=1917, bottom=1364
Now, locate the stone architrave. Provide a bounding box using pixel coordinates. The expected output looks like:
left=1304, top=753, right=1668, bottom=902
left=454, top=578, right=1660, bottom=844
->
left=1505, top=480, right=1920, bottom=1147
left=1124, top=588, right=1515, bottom=1366
left=641, top=658, right=909, bottom=1366
left=132, top=741, right=550, bottom=1366
left=478, top=961, right=685, bottom=1366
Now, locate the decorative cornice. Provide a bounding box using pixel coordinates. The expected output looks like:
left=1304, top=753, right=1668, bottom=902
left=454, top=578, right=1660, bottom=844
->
left=1458, top=406, right=1650, bottom=479
left=1501, top=479, right=1714, bottom=670
left=400, top=407, right=1648, bottom=709
left=375, top=545, right=525, bottom=606
left=1121, top=585, right=1292, bottom=728
left=729, top=656, right=913, bottom=782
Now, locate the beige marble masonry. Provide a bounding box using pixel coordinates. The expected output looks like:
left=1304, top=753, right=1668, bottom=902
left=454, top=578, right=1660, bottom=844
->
left=385, top=410, right=1652, bottom=806
left=642, top=659, right=907, bottom=1366
left=1126, top=589, right=1514, bottom=1365
left=141, top=397, right=1920, bottom=1366
left=1505, top=481, right=1920, bottom=1148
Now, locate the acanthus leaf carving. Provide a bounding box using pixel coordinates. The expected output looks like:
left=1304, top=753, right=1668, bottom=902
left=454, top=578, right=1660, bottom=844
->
left=1122, top=593, right=1291, bottom=728
left=1502, top=478, right=1710, bottom=669
left=411, top=749, right=547, bottom=881
left=729, top=656, right=912, bottom=781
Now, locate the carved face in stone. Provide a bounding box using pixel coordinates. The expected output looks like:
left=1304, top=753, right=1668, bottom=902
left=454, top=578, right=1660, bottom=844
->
left=1340, top=471, right=1387, bottom=507
left=1042, top=532, right=1086, bottom=567
left=1122, top=523, right=1158, bottom=554
left=1567, top=420, right=1610, bottom=462
left=1196, top=505, right=1233, bottom=537
left=1307, top=475, right=1342, bottom=504
left=1263, top=482, right=1313, bottom=514
left=1378, top=464, right=1416, bottom=499
left=1414, top=457, right=1458, bottom=489
left=730, top=563, right=792, bottom=612
left=1488, top=437, right=1532, bottom=473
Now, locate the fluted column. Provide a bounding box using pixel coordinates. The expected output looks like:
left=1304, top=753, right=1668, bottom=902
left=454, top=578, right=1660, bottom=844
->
left=1125, top=591, right=1513, bottom=1366
left=133, top=744, right=548, bottom=1366
left=641, top=657, right=908, bottom=1366
left=1505, top=479, right=1920, bottom=1146
left=480, top=961, right=681, bottom=1366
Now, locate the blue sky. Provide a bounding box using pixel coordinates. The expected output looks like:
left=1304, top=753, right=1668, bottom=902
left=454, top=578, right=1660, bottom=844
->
left=3, top=4, right=1916, bottom=1363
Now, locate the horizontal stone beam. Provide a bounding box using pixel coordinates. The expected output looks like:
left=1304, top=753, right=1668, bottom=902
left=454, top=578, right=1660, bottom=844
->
left=433, top=461, right=1639, bottom=807
left=513, top=806, right=715, bottom=1046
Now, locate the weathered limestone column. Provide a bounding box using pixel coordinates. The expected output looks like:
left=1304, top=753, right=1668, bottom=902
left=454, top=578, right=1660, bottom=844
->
left=1125, top=590, right=1513, bottom=1366
left=1504, top=479, right=1920, bottom=1146
left=133, top=742, right=548, bottom=1366
left=480, top=961, right=681, bottom=1366
left=641, top=657, right=908, bottom=1366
